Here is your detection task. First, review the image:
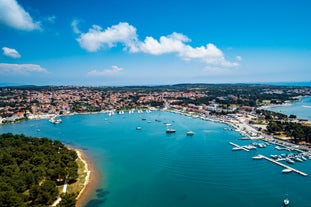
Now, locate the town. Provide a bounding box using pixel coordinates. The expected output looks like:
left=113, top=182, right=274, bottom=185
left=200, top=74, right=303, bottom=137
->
left=1, top=84, right=311, bottom=144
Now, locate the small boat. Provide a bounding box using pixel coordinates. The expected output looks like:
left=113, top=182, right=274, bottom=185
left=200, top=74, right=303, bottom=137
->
left=49, top=117, right=62, bottom=124
left=294, top=157, right=303, bottom=162
left=257, top=143, right=267, bottom=148
left=283, top=198, right=289, bottom=206
left=232, top=147, right=242, bottom=151
left=136, top=126, right=142, bottom=130
left=286, top=158, right=295, bottom=164
left=244, top=145, right=256, bottom=150
left=186, top=131, right=194, bottom=136
left=166, top=129, right=176, bottom=134
left=252, top=155, right=263, bottom=160
left=270, top=154, right=279, bottom=159
left=275, top=146, right=284, bottom=150
left=282, top=168, right=292, bottom=173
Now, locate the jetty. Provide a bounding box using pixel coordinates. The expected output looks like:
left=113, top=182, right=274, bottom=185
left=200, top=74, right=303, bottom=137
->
left=258, top=154, right=308, bottom=177
left=229, top=142, right=249, bottom=152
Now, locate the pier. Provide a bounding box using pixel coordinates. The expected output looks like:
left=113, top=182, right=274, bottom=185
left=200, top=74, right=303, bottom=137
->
left=229, top=142, right=249, bottom=152
left=258, top=154, right=308, bottom=177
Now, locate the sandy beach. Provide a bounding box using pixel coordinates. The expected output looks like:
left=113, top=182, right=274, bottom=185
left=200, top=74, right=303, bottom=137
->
left=75, top=149, right=101, bottom=207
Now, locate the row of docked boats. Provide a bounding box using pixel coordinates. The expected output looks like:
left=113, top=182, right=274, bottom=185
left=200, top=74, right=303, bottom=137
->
left=49, top=117, right=62, bottom=124
left=270, top=152, right=310, bottom=164
left=232, top=141, right=269, bottom=151
left=108, top=109, right=152, bottom=116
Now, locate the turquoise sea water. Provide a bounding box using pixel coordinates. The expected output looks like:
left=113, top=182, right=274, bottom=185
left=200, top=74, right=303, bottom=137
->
left=268, top=96, right=311, bottom=121
left=0, top=111, right=311, bottom=207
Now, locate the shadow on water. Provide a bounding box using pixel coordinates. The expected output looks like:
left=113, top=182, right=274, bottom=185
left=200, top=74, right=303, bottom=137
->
left=85, top=188, right=110, bottom=207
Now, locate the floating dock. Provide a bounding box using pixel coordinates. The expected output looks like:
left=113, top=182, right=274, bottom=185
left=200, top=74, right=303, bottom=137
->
left=258, top=154, right=308, bottom=177
left=229, top=142, right=249, bottom=152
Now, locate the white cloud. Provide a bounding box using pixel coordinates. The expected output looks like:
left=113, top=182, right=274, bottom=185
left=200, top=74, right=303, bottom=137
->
left=138, top=32, right=190, bottom=55
left=2, top=47, right=21, bottom=58
left=47, top=15, right=56, bottom=24
left=0, top=63, right=47, bottom=74
left=0, top=0, right=41, bottom=31
left=71, top=19, right=81, bottom=34
left=236, top=56, right=242, bottom=61
left=75, top=22, right=240, bottom=68
left=87, top=65, right=123, bottom=76
left=77, top=22, right=138, bottom=52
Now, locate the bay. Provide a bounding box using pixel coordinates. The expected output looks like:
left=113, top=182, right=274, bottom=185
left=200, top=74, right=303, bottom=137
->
left=0, top=111, right=310, bottom=207
left=268, top=96, right=311, bottom=121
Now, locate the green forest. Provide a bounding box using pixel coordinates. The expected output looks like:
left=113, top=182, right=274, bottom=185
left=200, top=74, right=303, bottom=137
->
left=0, top=133, right=78, bottom=207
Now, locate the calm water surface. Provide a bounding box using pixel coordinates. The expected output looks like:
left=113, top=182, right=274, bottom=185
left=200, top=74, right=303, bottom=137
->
left=0, top=111, right=311, bottom=207
left=268, top=96, right=311, bottom=121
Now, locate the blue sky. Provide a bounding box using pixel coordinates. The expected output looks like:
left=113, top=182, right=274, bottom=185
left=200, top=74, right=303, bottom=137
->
left=0, top=0, right=310, bottom=86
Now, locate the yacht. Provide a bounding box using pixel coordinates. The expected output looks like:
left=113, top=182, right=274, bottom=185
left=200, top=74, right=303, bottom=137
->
left=294, top=156, right=303, bottom=162
left=49, top=117, right=62, bottom=124
left=270, top=154, right=279, bottom=159
left=54, top=119, right=62, bottom=124
left=282, top=168, right=292, bottom=173
left=166, top=129, right=176, bottom=134
left=275, top=146, right=284, bottom=150
left=186, top=131, right=195, bottom=136
left=244, top=145, right=257, bottom=150
left=286, top=158, right=295, bottom=164
left=252, top=155, right=263, bottom=160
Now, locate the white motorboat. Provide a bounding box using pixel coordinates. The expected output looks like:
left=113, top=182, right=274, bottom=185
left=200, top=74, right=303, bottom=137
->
left=282, top=168, right=292, bottom=173
left=166, top=129, right=176, bottom=134
left=186, top=131, right=195, bottom=136
left=270, top=154, right=279, bottom=159
left=252, top=155, right=263, bottom=160
left=286, top=158, right=295, bottom=164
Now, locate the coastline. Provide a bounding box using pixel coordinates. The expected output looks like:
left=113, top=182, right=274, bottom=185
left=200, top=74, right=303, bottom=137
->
left=166, top=108, right=311, bottom=153
left=75, top=149, right=101, bottom=207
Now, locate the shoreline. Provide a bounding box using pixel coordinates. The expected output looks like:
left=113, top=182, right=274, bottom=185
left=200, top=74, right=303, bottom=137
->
left=166, top=108, right=311, bottom=153
left=75, top=149, right=101, bottom=207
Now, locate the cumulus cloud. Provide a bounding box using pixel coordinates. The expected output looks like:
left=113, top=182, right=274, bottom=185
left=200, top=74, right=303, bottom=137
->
left=0, top=63, right=47, bottom=74
left=75, top=22, right=240, bottom=68
left=0, top=0, right=41, bottom=31
left=87, top=65, right=123, bottom=76
left=77, top=22, right=138, bottom=52
left=2, top=47, right=21, bottom=58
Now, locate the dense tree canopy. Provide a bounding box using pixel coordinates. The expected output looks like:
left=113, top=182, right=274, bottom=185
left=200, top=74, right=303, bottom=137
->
left=0, top=133, right=78, bottom=206
left=266, top=121, right=311, bottom=143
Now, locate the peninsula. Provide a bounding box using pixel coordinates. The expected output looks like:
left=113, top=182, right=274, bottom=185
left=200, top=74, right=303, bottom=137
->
left=0, top=133, right=93, bottom=207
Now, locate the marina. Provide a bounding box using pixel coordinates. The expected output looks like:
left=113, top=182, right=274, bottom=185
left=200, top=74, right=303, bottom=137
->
left=257, top=154, right=308, bottom=177
left=1, top=110, right=311, bottom=206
